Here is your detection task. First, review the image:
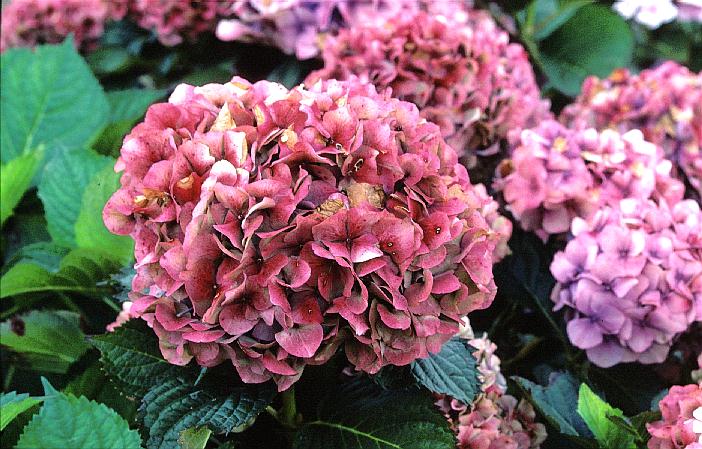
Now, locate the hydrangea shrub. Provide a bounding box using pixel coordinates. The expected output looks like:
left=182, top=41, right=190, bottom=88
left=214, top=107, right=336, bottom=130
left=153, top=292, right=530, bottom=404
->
left=103, top=75, right=499, bottom=390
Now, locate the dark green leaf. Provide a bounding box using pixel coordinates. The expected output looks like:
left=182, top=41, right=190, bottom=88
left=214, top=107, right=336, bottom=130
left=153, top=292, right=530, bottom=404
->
left=86, top=46, right=132, bottom=75
left=91, top=321, right=194, bottom=395
left=577, top=383, right=635, bottom=449
left=75, top=164, right=133, bottom=264
left=513, top=372, right=592, bottom=438
left=524, top=0, right=594, bottom=41
left=0, top=39, right=109, bottom=163
left=411, top=338, right=479, bottom=405
left=0, top=392, right=42, bottom=431
left=0, top=149, right=44, bottom=226
left=538, top=4, right=634, bottom=96
left=0, top=310, right=89, bottom=373
left=63, top=362, right=138, bottom=423
left=294, top=379, right=455, bottom=449
left=140, top=378, right=275, bottom=449
left=4, top=242, right=71, bottom=274
left=16, top=378, right=142, bottom=449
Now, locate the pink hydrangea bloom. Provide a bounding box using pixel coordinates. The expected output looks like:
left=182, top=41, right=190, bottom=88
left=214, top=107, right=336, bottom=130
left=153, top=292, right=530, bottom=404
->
left=436, top=333, right=547, bottom=449
left=495, top=120, right=684, bottom=241
left=304, top=10, right=551, bottom=174
left=0, top=0, right=125, bottom=52
left=550, top=197, right=702, bottom=367
left=125, top=0, right=230, bottom=46
left=647, top=384, right=702, bottom=449
left=215, top=0, right=418, bottom=60
left=104, top=76, right=499, bottom=390
left=677, top=0, right=702, bottom=22
left=215, top=0, right=477, bottom=60
left=561, top=63, right=702, bottom=198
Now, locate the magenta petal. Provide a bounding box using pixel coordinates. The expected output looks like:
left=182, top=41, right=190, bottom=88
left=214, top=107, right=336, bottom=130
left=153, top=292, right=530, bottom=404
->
left=219, top=304, right=258, bottom=336
left=431, top=273, right=461, bottom=294
left=275, top=324, right=323, bottom=358
left=377, top=303, right=411, bottom=330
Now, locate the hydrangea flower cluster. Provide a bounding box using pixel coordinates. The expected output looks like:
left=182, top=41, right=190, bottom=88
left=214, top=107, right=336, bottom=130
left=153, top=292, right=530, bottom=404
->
left=436, top=325, right=547, bottom=449
left=304, top=10, right=550, bottom=174
left=561, top=62, right=702, bottom=198
left=494, top=120, right=683, bottom=241
left=550, top=197, right=702, bottom=367
left=0, top=0, right=124, bottom=52
left=103, top=75, right=499, bottom=390
left=647, top=383, right=702, bottom=449
left=124, top=0, right=229, bottom=46
left=215, top=0, right=413, bottom=60
left=215, top=1, right=479, bottom=60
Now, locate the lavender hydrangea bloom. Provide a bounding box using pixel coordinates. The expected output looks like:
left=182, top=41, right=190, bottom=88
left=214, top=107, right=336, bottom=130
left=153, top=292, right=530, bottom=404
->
left=103, top=76, right=499, bottom=390
left=551, top=198, right=702, bottom=367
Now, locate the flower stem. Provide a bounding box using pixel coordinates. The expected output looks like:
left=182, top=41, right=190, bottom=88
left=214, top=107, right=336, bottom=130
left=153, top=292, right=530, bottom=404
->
left=279, top=386, right=299, bottom=429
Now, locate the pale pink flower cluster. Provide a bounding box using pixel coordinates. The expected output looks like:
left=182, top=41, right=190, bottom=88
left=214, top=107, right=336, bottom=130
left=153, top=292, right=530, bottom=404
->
left=0, top=0, right=125, bottom=52
left=647, top=384, right=702, bottom=449
left=561, top=63, right=702, bottom=198
left=106, top=301, right=134, bottom=332
left=494, top=120, right=683, bottom=241
left=550, top=197, right=702, bottom=367
left=436, top=330, right=547, bottom=449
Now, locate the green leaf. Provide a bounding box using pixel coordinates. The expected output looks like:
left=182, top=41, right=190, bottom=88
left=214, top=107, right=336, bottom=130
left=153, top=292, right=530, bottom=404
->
left=294, top=379, right=455, bottom=449
left=140, top=378, right=275, bottom=449
left=577, top=384, right=636, bottom=449
left=0, top=248, right=121, bottom=299
left=91, top=321, right=190, bottom=395
left=411, top=338, right=479, bottom=406
left=0, top=149, right=44, bottom=226
left=0, top=310, right=89, bottom=373
left=86, top=46, right=132, bottom=76
left=178, top=427, right=212, bottom=449
left=524, top=0, right=594, bottom=41
left=75, top=164, right=133, bottom=264
left=4, top=242, right=71, bottom=273
left=95, top=89, right=166, bottom=154
left=0, top=39, right=109, bottom=163
left=513, top=372, right=592, bottom=438
left=537, top=4, right=634, bottom=96
left=0, top=392, right=42, bottom=431
left=16, top=378, right=142, bottom=449
left=37, top=147, right=112, bottom=246
left=63, top=362, right=139, bottom=423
